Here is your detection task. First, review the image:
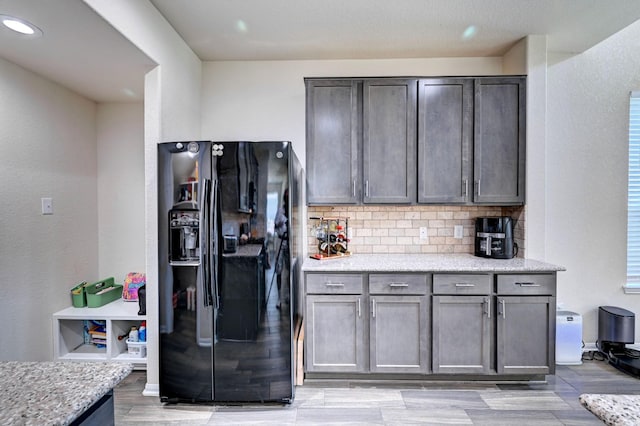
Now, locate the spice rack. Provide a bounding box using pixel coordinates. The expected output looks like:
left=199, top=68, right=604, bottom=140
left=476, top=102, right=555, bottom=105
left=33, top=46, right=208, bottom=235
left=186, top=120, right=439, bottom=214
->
left=310, top=216, right=351, bottom=260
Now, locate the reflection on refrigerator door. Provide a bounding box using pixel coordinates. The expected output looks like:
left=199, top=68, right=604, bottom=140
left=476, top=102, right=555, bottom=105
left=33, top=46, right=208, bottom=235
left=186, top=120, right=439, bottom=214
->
left=158, top=140, right=301, bottom=403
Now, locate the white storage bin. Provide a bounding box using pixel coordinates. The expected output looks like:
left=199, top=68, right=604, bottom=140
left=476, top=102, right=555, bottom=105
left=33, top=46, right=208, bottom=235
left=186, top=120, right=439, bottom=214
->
left=556, top=310, right=582, bottom=365
left=126, top=339, right=147, bottom=358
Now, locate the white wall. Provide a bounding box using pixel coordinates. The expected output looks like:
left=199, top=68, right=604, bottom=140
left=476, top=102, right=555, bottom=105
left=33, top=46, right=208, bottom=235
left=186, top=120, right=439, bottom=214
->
left=524, top=36, right=548, bottom=261
left=202, top=57, right=503, bottom=167
left=547, top=21, right=640, bottom=342
left=86, top=0, right=203, bottom=394
left=97, top=103, right=145, bottom=280
left=0, top=57, right=98, bottom=360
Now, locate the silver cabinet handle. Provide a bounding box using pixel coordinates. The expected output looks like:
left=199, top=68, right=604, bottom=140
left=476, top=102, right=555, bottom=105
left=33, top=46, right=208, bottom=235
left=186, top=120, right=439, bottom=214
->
left=389, top=282, right=409, bottom=287
left=455, top=283, right=475, bottom=287
left=500, top=299, right=506, bottom=319
left=365, top=180, right=370, bottom=197
left=485, top=297, right=491, bottom=319
left=372, top=298, right=376, bottom=318
left=358, top=298, right=361, bottom=317
left=324, top=282, right=345, bottom=287
left=353, top=180, right=356, bottom=197
left=463, top=179, right=468, bottom=198
left=475, top=179, right=480, bottom=196
left=516, top=282, right=541, bottom=287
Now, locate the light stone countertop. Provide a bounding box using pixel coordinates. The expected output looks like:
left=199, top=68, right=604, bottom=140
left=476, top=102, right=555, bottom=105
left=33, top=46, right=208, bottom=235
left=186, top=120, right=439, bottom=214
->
left=0, top=361, right=132, bottom=426
left=301, top=253, right=565, bottom=273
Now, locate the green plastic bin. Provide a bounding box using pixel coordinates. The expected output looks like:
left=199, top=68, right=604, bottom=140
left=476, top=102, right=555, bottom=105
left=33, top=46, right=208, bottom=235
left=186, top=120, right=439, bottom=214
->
left=70, top=281, right=88, bottom=307
left=85, top=277, right=123, bottom=308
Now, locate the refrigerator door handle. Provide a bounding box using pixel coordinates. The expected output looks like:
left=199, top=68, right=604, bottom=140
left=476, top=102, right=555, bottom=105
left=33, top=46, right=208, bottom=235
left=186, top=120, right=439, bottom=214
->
left=202, top=178, right=213, bottom=306
left=211, top=179, right=221, bottom=309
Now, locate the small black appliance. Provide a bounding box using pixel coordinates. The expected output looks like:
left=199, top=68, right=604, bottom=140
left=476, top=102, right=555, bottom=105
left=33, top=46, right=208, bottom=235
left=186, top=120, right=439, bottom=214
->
left=598, top=306, right=640, bottom=378
left=474, top=216, right=516, bottom=259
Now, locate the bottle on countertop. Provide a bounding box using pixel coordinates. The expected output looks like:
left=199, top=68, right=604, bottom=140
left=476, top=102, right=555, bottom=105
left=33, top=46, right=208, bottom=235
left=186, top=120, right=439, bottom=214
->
left=138, top=321, right=146, bottom=342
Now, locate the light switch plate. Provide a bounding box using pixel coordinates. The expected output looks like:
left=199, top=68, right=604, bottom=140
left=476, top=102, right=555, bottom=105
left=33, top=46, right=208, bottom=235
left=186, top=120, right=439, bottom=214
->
left=454, top=225, right=463, bottom=239
left=41, top=197, right=53, bottom=215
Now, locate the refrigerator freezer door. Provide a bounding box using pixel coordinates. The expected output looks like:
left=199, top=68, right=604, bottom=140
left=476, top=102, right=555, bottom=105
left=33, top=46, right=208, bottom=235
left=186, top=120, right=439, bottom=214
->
left=159, top=141, right=214, bottom=402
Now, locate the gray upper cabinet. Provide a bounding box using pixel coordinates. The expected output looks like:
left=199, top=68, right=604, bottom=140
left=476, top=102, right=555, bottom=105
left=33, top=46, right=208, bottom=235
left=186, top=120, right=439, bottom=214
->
left=474, top=77, right=526, bottom=204
left=418, top=76, right=526, bottom=205
left=417, top=78, right=473, bottom=203
left=305, top=78, right=417, bottom=204
left=363, top=79, right=417, bottom=204
left=306, top=76, right=525, bottom=206
left=305, top=79, right=360, bottom=204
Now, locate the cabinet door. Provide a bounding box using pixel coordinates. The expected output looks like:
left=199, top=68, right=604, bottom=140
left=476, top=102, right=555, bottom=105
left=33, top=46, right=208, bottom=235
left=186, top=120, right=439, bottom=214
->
left=363, top=79, right=417, bottom=203
left=432, top=295, right=491, bottom=374
left=305, top=295, right=366, bottom=373
left=496, top=296, right=555, bottom=375
left=417, top=78, right=473, bottom=203
left=370, top=295, right=429, bottom=373
left=305, top=79, right=360, bottom=204
left=473, top=77, right=526, bottom=204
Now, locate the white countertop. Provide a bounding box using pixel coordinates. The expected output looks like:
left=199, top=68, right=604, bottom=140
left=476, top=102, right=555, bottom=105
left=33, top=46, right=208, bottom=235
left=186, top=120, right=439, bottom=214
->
left=301, top=253, right=565, bottom=273
left=0, top=361, right=132, bottom=425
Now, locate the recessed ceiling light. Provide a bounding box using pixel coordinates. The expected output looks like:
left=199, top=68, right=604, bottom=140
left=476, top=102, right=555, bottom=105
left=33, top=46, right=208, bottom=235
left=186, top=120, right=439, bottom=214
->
left=0, top=14, right=42, bottom=37
left=461, top=25, right=477, bottom=41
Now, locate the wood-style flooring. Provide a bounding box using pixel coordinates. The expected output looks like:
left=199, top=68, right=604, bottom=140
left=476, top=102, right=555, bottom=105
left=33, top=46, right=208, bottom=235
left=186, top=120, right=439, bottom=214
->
left=114, top=358, right=640, bottom=424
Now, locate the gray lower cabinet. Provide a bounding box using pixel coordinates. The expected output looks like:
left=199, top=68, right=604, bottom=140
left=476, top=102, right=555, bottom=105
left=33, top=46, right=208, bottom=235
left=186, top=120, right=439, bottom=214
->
left=496, top=296, right=555, bottom=375
left=431, top=273, right=492, bottom=374
left=369, top=273, right=429, bottom=373
left=432, top=295, right=491, bottom=374
left=496, top=274, right=556, bottom=375
left=304, top=271, right=556, bottom=378
left=305, top=294, right=366, bottom=373
left=305, top=273, right=366, bottom=373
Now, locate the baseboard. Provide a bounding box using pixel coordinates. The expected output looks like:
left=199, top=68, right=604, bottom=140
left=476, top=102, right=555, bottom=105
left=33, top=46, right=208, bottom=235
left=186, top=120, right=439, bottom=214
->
left=143, top=383, right=159, bottom=397
left=582, top=342, right=640, bottom=352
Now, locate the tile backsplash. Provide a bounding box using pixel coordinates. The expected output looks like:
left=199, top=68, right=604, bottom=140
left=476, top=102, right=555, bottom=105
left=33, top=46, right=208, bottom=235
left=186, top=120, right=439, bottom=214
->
left=307, top=205, right=525, bottom=257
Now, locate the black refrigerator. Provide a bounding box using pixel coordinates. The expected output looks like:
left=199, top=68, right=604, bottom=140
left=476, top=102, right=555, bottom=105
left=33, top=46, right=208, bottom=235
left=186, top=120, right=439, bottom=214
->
left=158, top=141, right=302, bottom=403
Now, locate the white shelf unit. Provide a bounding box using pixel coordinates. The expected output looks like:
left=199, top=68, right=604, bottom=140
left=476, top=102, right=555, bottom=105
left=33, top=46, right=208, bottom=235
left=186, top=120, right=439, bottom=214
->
left=53, top=299, right=147, bottom=369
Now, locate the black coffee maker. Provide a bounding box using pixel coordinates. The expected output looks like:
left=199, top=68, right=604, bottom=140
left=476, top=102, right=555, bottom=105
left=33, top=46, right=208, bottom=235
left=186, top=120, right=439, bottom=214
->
left=474, top=216, right=516, bottom=259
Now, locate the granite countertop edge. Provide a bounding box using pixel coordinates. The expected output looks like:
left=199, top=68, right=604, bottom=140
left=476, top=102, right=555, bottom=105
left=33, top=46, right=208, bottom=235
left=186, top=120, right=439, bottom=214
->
left=0, top=361, right=133, bottom=426
left=301, top=253, right=565, bottom=273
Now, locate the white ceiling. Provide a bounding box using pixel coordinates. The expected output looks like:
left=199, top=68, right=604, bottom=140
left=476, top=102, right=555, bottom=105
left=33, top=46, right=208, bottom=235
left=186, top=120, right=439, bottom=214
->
left=1, top=0, right=640, bottom=103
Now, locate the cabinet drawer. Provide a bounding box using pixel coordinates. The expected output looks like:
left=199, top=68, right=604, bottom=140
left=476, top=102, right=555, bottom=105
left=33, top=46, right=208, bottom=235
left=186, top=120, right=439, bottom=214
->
left=369, top=274, right=429, bottom=295
left=306, top=273, right=364, bottom=294
left=433, top=274, right=492, bottom=295
left=497, top=274, right=555, bottom=295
